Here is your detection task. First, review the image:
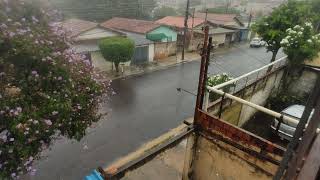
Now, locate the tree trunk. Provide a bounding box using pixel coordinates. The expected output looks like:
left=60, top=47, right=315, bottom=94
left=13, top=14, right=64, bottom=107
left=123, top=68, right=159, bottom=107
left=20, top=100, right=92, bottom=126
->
left=114, top=62, right=120, bottom=74
left=267, top=49, right=279, bottom=72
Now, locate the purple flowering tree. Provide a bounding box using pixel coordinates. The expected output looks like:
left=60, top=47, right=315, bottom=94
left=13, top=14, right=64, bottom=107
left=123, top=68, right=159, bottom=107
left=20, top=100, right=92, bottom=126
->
left=0, top=0, right=109, bottom=179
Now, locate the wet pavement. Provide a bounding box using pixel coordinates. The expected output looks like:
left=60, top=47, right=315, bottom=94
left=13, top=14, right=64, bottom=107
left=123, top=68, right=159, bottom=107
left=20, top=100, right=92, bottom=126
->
left=23, top=44, right=286, bottom=180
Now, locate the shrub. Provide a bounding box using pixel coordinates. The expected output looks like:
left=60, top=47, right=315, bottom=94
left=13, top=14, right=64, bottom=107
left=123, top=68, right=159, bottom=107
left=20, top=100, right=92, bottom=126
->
left=0, top=0, right=108, bottom=178
left=99, top=37, right=135, bottom=73
left=207, top=73, right=233, bottom=102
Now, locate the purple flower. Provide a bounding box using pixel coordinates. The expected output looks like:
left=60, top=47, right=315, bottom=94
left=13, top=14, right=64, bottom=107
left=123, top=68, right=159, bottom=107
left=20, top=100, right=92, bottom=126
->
left=44, top=119, right=52, bottom=126
left=0, top=23, right=8, bottom=29
left=11, top=173, right=16, bottom=178
left=31, top=71, right=37, bottom=75
left=16, top=107, right=22, bottom=113
left=9, top=138, right=14, bottom=142
left=30, top=169, right=37, bottom=176
left=9, top=32, right=16, bottom=38
left=57, top=76, right=62, bottom=81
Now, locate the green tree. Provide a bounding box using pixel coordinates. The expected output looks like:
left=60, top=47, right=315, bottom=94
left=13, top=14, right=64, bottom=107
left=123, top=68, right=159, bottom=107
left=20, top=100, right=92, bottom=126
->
left=280, top=23, right=320, bottom=87
left=0, top=0, right=108, bottom=178
left=252, top=0, right=312, bottom=63
left=99, top=37, right=135, bottom=73
left=49, top=0, right=156, bottom=21
left=310, top=0, right=320, bottom=32
left=153, top=6, right=178, bottom=20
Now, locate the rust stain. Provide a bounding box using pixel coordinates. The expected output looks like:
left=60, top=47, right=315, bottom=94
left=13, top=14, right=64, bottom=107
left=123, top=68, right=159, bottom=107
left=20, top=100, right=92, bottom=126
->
left=197, top=110, right=285, bottom=156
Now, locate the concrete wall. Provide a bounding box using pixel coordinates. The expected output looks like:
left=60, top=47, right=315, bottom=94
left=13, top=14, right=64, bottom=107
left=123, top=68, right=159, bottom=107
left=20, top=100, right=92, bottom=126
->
left=148, top=43, right=155, bottom=62
left=208, top=68, right=284, bottom=127
left=154, top=41, right=177, bottom=60
left=192, top=136, right=278, bottom=180
left=148, top=26, right=178, bottom=42
left=211, top=33, right=226, bottom=45
left=288, top=67, right=318, bottom=97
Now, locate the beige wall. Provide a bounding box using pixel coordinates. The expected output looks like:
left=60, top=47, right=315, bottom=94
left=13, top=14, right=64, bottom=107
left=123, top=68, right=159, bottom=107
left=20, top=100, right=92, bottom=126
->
left=192, top=137, right=278, bottom=180
left=211, top=33, right=226, bottom=45
left=154, top=42, right=177, bottom=60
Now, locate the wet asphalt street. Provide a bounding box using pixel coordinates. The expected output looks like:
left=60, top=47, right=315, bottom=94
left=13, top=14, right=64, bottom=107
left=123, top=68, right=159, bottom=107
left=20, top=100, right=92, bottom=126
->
left=24, top=44, right=286, bottom=180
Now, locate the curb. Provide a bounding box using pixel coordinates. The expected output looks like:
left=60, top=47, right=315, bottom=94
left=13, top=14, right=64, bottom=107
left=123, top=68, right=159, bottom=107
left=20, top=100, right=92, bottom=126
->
left=108, top=58, right=200, bottom=81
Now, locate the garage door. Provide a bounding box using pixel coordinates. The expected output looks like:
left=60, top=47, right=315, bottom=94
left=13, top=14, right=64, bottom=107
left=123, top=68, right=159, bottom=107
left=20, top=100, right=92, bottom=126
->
left=132, top=46, right=149, bottom=65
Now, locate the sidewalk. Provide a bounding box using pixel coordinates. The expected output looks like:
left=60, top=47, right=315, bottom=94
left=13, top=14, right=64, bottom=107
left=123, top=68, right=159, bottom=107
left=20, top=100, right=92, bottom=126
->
left=92, top=52, right=201, bottom=81
left=92, top=43, right=247, bottom=81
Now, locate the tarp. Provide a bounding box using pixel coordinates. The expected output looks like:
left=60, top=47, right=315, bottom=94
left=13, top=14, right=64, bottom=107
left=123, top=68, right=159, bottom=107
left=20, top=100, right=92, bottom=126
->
left=146, top=33, right=168, bottom=41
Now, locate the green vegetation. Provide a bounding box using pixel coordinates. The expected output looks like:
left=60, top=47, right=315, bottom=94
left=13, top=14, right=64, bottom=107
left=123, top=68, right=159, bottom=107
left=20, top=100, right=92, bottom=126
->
left=50, top=0, right=156, bottom=21
left=99, top=37, right=135, bottom=73
left=153, top=6, right=178, bottom=20
left=207, top=74, right=234, bottom=102
left=204, top=7, right=241, bottom=15
left=252, top=0, right=312, bottom=63
left=0, top=0, right=108, bottom=178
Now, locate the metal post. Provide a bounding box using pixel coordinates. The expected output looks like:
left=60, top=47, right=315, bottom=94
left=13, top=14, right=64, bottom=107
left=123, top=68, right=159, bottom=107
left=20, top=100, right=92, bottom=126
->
left=181, top=0, right=190, bottom=61
left=219, top=93, right=226, bottom=119
left=273, top=75, right=320, bottom=180
left=204, top=91, right=209, bottom=111
left=194, top=26, right=210, bottom=125
left=285, top=75, right=320, bottom=180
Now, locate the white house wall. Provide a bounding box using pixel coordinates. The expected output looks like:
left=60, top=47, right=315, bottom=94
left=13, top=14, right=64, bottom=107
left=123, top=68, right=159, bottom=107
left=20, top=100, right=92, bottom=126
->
left=212, top=34, right=226, bottom=45
left=148, top=43, right=155, bottom=62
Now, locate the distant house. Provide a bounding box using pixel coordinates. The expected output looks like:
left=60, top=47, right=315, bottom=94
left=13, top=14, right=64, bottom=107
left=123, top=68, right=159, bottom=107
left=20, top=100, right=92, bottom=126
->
left=101, top=17, right=178, bottom=61
left=194, top=13, right=244, bottom=27
left=155, top=16, right=207, bottom=31
left=60, top=18, right=125, bottom=60
left=100, top=17, right=178, bottom=42
left=194, top=13, right=249, bottom=42
left=156, top=16, right=241, bottom=50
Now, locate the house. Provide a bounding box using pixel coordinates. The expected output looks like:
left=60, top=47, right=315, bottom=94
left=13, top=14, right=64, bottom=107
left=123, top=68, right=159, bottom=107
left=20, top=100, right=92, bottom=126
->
left=194, top=27, right=236, bottom=47
left=100, top=17, right=178, bottom=42
left=156, top=16, right=240, bottom=50
left=155, top=16, right=207, bottom=31
left=101, top=17, right=178, bottom=60
left=62, top=18, right=156, bottom=66
left=194, top=13, right=249, bottom=42
left=194, top=13, right=244, bottom=27
left=60, top=18, right=125, bottom=60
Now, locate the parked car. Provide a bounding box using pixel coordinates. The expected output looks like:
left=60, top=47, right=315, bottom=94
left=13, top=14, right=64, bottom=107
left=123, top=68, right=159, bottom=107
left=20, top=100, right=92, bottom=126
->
left=250, top=38, right=266, bottom=48
left=271, top=105, right=315, bottom=141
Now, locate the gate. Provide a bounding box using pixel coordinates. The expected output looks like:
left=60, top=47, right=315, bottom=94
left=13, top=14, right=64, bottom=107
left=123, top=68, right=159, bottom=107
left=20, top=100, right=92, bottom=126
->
left=132, top=46, right=149, bottom=65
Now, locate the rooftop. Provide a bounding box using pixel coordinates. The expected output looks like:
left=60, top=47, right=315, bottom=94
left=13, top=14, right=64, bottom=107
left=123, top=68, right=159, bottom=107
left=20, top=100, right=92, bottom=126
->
left=100, top=17, right=161, bottom=34
left=155, top=16, right=205, bottom=29
left=194, top=13, right=238, bottom=25
left=61, top=18, right=98, bottom=37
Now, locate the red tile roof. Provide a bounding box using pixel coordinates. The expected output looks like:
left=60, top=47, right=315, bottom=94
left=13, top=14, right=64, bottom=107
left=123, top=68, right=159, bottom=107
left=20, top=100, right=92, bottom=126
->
left=194, top=13, right=237, bottom=25
left=100, top=17, right=161, bottom=34
left=155, top=16, right=205, bottom=29
left=61, top=19, right=98, bottom=37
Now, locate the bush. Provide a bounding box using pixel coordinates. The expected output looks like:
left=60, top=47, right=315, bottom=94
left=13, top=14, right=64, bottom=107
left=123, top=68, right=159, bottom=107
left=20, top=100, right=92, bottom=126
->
left=207, top=73, right=233, bottom=102
left=0, top=0, right=108, bottom=178
left=99, top=37, right=135, bottom=73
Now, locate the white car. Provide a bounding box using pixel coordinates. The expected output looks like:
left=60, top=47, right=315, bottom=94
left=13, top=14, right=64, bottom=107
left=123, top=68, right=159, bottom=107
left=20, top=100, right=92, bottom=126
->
left=271, top=105, right=315, bottom=141
left=250, top=38, right=266, bottom=48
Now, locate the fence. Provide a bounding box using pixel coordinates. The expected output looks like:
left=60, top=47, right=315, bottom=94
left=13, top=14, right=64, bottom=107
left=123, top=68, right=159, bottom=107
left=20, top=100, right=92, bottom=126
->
left=205, top=56, right=288, bottom=127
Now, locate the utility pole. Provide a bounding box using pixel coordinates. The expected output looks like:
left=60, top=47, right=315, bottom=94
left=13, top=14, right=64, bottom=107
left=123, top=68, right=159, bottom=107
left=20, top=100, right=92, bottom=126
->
left=247, top=12, right=252, bottom=29
left=181, top=0, right=190, bottom=61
